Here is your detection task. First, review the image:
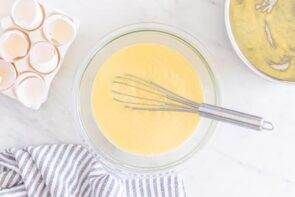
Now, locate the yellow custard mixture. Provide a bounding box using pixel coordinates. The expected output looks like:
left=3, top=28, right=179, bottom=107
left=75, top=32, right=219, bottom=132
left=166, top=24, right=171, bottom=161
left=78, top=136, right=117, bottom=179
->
left=91, top=44, right=204, bottom=156
left=230, top=0, right=295, bottom=81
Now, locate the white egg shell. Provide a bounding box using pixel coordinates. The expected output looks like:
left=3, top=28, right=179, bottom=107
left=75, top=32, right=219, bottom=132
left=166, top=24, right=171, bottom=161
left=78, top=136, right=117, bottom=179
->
left=0, top=30, right=30, bottom=62
left=15, top=73, right=47, bottom=109
left=11, top=0, right=43, bottom=30
left=43, top=14, right=76, bottom=46
left=0, top=59, right=17, bottom=91
left=29, top=42, right=59, bottom=73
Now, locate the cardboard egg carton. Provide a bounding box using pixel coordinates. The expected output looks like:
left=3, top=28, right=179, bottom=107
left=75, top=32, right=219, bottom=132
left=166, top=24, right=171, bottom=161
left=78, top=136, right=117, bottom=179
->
left=0, top=0, right=79, bottom=109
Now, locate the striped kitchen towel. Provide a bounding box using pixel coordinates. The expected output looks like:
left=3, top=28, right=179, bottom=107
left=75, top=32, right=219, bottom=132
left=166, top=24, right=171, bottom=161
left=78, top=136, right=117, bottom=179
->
left=0, top=144, right=186, bottom=197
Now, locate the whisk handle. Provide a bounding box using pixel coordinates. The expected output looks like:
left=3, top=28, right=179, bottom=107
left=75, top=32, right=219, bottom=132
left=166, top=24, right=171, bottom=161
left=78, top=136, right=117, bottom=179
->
left=198, top=104, right=274, bottom=131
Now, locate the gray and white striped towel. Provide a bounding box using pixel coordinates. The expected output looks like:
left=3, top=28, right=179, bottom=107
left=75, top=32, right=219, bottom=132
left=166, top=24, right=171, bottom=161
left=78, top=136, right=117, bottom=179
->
left=0, top=144, right=186, bottom=197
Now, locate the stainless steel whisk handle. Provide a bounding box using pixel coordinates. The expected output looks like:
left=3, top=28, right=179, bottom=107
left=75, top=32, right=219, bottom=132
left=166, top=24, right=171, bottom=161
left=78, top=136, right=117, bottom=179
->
left=198, top=104, right=274, bottom=131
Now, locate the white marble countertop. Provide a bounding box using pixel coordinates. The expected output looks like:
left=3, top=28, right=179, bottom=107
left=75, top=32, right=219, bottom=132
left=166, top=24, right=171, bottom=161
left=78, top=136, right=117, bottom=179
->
left=1, top=0, right=295, bottom=196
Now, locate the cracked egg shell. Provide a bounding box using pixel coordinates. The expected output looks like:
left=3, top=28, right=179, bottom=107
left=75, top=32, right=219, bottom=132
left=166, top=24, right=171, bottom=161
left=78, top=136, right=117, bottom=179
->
left=29, top=42, right=59, bottom=73
left=0, top=30, right=30, bottom=62
left=0, top=59, right=17, bottom=91
left=15, top=72, right=47, bottom=109
left=43, top=14, right=76, bottom=46
left=11, top=0, right=44, bottom=31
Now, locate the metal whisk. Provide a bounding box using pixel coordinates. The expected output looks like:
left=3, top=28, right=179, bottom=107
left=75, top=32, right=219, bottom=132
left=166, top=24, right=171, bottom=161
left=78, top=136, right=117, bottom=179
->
left=112, top=74, right=274, bottom=131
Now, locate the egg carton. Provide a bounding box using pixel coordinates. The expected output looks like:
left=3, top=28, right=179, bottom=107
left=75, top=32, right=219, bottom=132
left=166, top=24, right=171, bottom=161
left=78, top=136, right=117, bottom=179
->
left=0, top=0, right=79, bottom=110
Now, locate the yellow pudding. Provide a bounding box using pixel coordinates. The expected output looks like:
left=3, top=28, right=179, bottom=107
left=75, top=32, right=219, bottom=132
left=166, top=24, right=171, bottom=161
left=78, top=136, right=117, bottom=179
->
left=91, top=44, right=204, bottom=156
left=230, top=0, right=295, bottom=81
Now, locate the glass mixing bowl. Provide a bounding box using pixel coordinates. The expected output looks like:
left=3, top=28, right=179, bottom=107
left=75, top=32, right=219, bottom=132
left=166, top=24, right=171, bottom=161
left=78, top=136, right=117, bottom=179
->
left=73, top=23, right=219, bottom=175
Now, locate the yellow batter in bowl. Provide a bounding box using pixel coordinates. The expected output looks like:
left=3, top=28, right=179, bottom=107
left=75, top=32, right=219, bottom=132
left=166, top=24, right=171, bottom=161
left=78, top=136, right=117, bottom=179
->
left=91, top=44, right=204, bottom=156
left=230, top=0, right=295, bottom=81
